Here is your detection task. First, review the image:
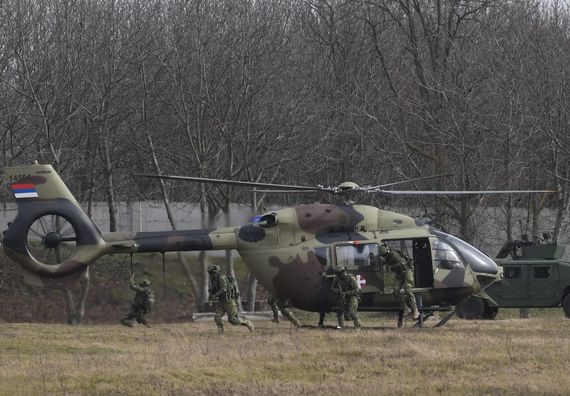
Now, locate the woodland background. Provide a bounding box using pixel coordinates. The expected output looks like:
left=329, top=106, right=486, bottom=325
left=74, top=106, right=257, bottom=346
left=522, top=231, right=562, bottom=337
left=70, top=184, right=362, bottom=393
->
left=1, top=0, right=570, bottom=323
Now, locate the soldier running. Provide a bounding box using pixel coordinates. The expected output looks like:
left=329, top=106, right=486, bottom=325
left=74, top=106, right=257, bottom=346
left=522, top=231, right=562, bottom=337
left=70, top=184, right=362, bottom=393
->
left=121, top=274, right=155, bottom=327
left=267, top=294, right=302, bottom=327
left=208, top=265, right=254, bottom=333
left=331, top=267, right=361, bottom=328
left=379, top=244, right=420, bottom=320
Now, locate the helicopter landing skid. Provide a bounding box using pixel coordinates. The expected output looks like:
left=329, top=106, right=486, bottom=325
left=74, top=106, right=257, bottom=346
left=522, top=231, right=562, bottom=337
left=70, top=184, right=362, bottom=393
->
left=411, top=308, right=456, bottom=328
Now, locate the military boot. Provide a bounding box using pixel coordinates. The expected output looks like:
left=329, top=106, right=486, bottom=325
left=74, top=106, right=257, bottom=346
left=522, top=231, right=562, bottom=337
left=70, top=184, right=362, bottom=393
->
left=245, top=320, right=255, bottom=332
left=336, top=313, right=345, bottom=329
left=353, top=317, right=362, bottom=329
left=217, top=324, right=225, bottom=334
left=397, top=310, right=404, bottom=328
left=121, top=318, right=135, bottom=327
left=412, top=308, right=421, bottom=320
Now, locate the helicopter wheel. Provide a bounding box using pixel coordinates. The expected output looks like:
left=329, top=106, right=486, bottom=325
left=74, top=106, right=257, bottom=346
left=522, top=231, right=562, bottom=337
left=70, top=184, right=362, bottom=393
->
left=563, top=294, right=570, bottom=319
left=481, top=305, right=498, bottom=320
left=26, top=214, right=78, bottom=266
left=455, top=296, right=485, bottom=320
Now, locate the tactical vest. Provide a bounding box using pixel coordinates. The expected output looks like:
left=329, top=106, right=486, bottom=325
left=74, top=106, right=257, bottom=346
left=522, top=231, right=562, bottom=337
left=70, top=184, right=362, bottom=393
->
left=335, top=275, right=360, bottom=297
left=227, top=276, right=238, bottom=299
left=387, top=250, right=413, bottom=273
left=210, top=275, right=230, bottom=301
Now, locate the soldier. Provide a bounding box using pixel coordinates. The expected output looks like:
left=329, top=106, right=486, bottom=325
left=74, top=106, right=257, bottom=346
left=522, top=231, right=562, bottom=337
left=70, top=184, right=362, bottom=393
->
left=121, top=274, right=154, bottom=327
left=543, top=231, right=555, bottom=245
left=208, top=265, right=254, bottom=333
left=379, top=244, right=420, bottom=320
left=227, top=274, right=240, bottom=304
left=267, top=294, right=302, bottom=327
left=331, top=267, right=361, bottom=328
left=267, top=294, right=280, bottom=323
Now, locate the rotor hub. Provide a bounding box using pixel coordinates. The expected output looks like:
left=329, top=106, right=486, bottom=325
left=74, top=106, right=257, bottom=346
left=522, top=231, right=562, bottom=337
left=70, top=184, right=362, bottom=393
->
left=43, top=232, right=61, bottom=249
left=337, top=181, right=360, bottom=191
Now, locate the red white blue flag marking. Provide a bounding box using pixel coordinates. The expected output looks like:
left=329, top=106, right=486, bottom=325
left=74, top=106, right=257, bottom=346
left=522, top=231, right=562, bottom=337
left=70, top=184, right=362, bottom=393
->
left=11, top=183, right=38, bottom=199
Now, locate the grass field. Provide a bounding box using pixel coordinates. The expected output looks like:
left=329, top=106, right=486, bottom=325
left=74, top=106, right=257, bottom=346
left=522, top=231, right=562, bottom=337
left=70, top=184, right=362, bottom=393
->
left=0, top=311, right=569, bottom=395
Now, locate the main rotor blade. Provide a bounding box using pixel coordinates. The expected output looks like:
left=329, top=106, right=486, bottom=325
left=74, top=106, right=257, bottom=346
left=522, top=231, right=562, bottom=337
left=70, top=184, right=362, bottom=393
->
left=247, top=189, right=324, bottom=193
left=136, top=174, right=329, bottom=192
left=379, top=189, right=556, bottom=196
left=363, top=173, right=455, bottom=191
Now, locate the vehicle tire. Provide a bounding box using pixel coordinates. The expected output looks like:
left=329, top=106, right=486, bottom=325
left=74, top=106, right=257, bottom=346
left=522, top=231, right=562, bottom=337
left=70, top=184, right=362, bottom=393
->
left=456, top=296, right=485, bottom=320
left=482, top=305, right=498, bottom=320
left=563, top=294, right=570, bottom=319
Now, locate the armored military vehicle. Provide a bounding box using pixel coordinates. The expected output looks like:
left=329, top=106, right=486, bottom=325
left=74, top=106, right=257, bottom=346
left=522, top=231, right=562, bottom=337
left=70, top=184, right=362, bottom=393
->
left=456, top=242, right=570, bottom=319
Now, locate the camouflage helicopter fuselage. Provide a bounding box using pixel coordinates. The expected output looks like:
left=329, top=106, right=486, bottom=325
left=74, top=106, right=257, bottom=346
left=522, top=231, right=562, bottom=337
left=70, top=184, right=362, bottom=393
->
left=2, top=164, right=499, bottom=313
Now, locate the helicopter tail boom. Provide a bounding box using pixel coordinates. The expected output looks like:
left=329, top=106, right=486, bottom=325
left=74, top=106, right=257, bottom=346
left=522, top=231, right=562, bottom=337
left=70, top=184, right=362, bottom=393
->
left=103, top=227, right=238, bottom=254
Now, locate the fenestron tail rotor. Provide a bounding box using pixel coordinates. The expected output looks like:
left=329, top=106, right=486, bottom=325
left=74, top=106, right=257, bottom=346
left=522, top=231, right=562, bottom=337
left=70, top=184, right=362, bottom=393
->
left=26, top=214, right=78, bottom=266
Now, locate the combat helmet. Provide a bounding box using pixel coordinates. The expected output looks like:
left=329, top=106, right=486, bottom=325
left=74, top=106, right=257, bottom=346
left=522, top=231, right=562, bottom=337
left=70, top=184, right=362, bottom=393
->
left=334, top=266, right=347, bottom=274
left=207, top=264, right=220, bottom=274
left=140, top=279, right=151, bottom=287
left=378, top=244, right=390, bottom=256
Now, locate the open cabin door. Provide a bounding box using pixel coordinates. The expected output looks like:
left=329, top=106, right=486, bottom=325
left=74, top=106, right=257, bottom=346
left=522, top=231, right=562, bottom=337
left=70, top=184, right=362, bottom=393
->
left=381, top=238, right=434, bottom=288
left=330, top=238, right=434, bottom=309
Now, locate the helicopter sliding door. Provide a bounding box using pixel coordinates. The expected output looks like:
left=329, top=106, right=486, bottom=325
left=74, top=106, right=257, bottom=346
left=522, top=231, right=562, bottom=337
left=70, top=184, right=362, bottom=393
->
left=333, top=242, right=383, bottom=308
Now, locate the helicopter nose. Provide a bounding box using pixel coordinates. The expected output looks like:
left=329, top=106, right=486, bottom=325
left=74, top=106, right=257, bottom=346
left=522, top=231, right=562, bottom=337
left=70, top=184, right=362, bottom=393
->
left=432, top=229, right=498, bottom=275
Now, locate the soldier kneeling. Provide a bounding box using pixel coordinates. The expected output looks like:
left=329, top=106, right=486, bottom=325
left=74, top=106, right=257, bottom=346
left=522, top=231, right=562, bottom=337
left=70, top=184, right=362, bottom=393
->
left=121, top=274, right=154, bottom=327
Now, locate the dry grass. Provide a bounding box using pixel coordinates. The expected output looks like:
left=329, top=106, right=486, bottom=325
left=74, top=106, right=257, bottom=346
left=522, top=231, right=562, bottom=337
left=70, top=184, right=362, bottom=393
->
left=0, top=313, right=569, bottom=395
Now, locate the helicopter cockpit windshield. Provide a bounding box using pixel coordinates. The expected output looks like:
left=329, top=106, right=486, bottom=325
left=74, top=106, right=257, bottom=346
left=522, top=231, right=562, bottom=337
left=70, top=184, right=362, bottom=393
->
left=432, top=230, right=498, bottom=276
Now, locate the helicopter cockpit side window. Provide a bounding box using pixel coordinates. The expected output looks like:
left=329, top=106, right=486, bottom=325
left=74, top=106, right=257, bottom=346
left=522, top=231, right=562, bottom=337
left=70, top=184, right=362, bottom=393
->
left=256, top=213, right=278, bottom=228
left=335, top=243, right=380, bottom=271
left=432, top=239, right=465, bottom=270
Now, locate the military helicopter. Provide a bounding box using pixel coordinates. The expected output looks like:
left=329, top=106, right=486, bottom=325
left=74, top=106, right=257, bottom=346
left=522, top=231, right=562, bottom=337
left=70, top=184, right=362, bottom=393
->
left=1, top=163, right=553, bottom=327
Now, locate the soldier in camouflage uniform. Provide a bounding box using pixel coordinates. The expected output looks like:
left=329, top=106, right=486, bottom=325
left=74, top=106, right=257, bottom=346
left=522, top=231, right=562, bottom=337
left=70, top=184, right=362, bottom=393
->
left=208, top=265, right=254, bottom=333
left=267, top=294, right=302, bottom=327
left=121, top=274, right=155, bottom=327
left=226, top=275, right=241, bottom=311
left=379, top=244, right=420, bottom=319
left=267, top=294, right=280, bottom=323
left=331, top=267, right=361, bottom=328
left=542, top=231, right=555, bottom=245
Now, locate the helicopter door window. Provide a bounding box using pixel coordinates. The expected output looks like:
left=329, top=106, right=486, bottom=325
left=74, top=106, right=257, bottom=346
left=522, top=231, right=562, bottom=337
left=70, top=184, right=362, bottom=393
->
left=335, top=243, right=380, bottom=271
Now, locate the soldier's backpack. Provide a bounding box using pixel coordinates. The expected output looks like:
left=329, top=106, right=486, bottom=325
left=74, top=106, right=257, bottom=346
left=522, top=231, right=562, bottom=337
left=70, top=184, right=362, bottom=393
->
left=227, top=276, right=239, bottom=300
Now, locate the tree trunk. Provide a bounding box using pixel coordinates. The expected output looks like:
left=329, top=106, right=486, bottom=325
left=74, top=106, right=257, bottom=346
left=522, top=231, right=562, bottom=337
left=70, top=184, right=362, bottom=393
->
left=139, top=66, right=201, bottom=310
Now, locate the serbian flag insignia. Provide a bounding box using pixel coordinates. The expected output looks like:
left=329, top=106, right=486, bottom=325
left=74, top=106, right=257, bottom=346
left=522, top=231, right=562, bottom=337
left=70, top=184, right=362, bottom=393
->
left=10, top=183, right=39, bottom=199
